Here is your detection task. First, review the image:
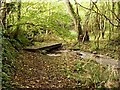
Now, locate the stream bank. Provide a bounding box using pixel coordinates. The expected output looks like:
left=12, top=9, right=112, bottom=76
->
left=12, top=48, right=119, bottom=88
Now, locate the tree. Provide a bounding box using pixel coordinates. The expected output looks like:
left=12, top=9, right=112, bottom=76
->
left=82, top=1, right=95, bottom=42
left=65, top=0, right=82, bottom=42
left=0, top=1, right=2, bottom=26
left=2, top=1, right=7, bottom=29
left=112, top=1, right=115, bottom=32
left=117, top=1, right=120, bottom=34
left=14, top=0, right=21, bottom=39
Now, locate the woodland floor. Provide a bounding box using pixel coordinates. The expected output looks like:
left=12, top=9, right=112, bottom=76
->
left=12, top=49, right=80, bottom=88
left=11, top=39, right=120, bottom=88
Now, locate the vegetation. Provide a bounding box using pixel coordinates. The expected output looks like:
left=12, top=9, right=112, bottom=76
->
left=1, top=0, right=120, bottom=89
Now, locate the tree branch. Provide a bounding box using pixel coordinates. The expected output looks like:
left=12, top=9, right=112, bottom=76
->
left=108, top=9, right=120, bottom=22
left=78, top=3, right=120, bottom=27
left=7, top=22, right=43, bottom=28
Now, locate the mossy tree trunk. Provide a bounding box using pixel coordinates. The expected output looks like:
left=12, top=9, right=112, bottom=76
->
left=2, top=1, right=7, bottom=29
left=65, top=0, right=82, bottom=42
left=14, top=0, right=21, bottom=39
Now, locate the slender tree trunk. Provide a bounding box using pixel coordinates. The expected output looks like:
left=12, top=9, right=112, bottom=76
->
left=0, top=1, right=1, bottom=88
left=0, top=1, right=2, bottom=37
left=117, top=1, right=120, bottom=34
left=94, top=1, right=100, bottom=49
left=2, top=1, right=7, bottom=29
left=0, top=1, right=2, bottom=26
left=82, top=1, right=95, bottom=42
left=14, top=0, right=21, bottom=39
left=100, top=2, right=105, bottom=39
left=118, top=2, right=120, bottom=86
left=74, top=0, right=83, bottom=42
left=65, top=0, right=82, bottom=42
left=107, top=2, right=111, bottom=40
left=112, top=1, right=115, bottom=32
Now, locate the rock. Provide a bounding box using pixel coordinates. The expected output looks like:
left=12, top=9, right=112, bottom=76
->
left=47, top=53, right=61, bottom=57
left=92, top=51, right=97, bottom=54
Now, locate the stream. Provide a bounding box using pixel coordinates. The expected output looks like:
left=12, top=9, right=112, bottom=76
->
left=47, top=49, right=120, bottom=69
left=13, top=48, right=120, bottom=88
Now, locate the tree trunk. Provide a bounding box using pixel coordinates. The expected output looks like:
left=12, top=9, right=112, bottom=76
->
left=65, top=0, right=82, bottom=42
left=93, top=1, right=100, bottom=49
left=82, top=1, right=94, bottom=42
left=2, top=1, right=7, bottom=29
left=0, top=1, right=2, bottom=26
left=117, top=1, right=120, bottom=34
left=107, top=2, right=112, bottom=40
left=14, top=0, right=21, bottom=39
left=100, top=3, right=105, bottom=39
left=0, top=1, right=1, bottom=37
left=112, top=1, right=115, bottom=32
left=74, top=0, right=83, bottom=42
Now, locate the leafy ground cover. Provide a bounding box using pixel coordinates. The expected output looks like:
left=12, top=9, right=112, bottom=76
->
left=12, top=50, right=77, bottom=88
left=11, top=45, right=119, bottom=89
left=2, top=1, right=120, bottom=89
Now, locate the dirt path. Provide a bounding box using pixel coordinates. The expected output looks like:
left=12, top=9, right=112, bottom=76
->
left=12, top=50, right=79, bottom=88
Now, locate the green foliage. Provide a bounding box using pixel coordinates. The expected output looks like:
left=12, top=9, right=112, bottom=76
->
left=109, top=37, right=120, bottom=46
left=2, top=26, right=32, bottom=89
left=2, top=72, right=11, bottom=89
left=6, top=2, right=17, bottom=14
left=2, top=30, right=30, bottom=89
left=62, top=58, right=118, bottom=88
left=16, top=31, right=31, bottom=46
left=2, top=38, right=17, bottom=60
left=2, top=0, right=120, bottom=89
left=2, top=37, right=17, bottom=89
left=20, top=1, right=72, bottom=40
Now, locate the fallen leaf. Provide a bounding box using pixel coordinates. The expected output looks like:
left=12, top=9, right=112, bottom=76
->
left=36, top=80, right=40, bottom=83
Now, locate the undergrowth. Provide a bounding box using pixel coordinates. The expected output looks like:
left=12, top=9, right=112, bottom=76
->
left=61, top=36, right=120, bottom=88
left=61, top=58, right=119, bottom=88
left=2, top=33, right=30, bottom=89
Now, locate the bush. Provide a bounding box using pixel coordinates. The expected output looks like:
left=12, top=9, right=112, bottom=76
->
left=2, top=33, right=30, bottom=89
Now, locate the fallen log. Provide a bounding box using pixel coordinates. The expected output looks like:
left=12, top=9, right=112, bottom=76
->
left=24, top=43, right=62, bottom=52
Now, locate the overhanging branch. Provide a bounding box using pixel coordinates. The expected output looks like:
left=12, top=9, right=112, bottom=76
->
left=7, top=22, right=43, bottom=28
left=78, top=3, right=120, bottom=27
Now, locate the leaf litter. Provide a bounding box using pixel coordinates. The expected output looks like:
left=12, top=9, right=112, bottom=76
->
left=12, top=50, right=79, bottom=88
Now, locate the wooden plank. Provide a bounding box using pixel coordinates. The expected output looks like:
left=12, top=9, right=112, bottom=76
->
left=23, top=43, right=62, bottom=51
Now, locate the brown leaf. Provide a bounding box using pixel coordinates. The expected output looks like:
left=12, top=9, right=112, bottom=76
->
left=36, top=80, right=40, bottom=83
left=30, top=81, right=36, bottom=85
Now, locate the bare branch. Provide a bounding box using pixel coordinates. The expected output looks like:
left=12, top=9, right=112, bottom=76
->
left=108, top=9, right=120, bottom=22
left=78, top=3, right=120, bottom=27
